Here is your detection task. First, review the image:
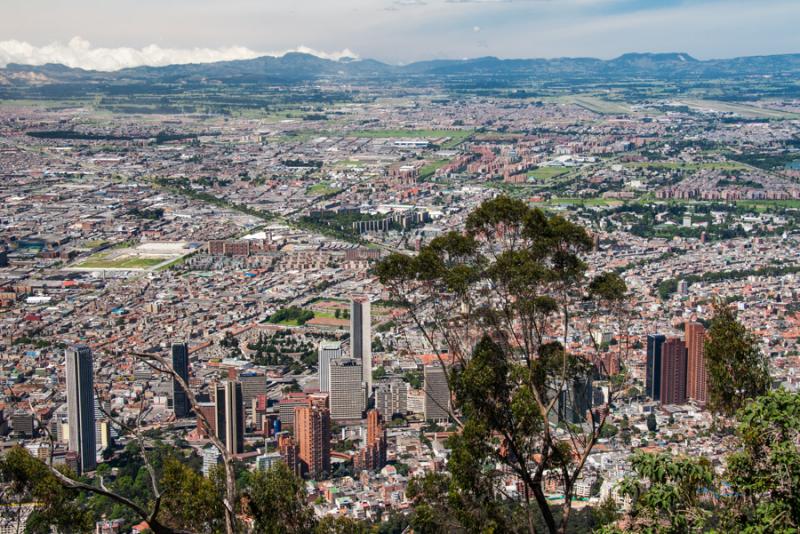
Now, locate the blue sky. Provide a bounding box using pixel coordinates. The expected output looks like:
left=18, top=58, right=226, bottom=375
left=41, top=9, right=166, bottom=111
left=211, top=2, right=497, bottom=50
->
left=1, top=0, right=799, bottom=69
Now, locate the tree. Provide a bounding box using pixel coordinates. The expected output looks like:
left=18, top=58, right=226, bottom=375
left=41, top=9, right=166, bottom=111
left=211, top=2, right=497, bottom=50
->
left=376, top=196, right=631, bottom=534
left=0, top=447, right=93, bottom=533
left=705, top=301, right=770, bottom=417
left=246, top=462, right=315, bottom=534
left=613, top=451, right=716, bottom=533
left=724, top=388, right=800, bottom=532
left=646, top=413, right=657, bottom=433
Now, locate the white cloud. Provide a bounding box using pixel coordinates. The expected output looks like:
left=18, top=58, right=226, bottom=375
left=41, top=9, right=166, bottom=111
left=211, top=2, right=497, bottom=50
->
left=0, top=37, right=359, bottom=71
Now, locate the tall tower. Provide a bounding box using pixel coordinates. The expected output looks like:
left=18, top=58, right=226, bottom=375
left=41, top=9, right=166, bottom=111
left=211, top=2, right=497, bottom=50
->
left=318, top=341, right=343, bottom=393
left=660, top=338, right=688, bottom=406
left=350, top=296, right=372, bottom=393
left=685, top=322, right=707, bottom=405
left=646, top=334, right=666, bottom=401
left=65, top=345, right=96, bottom=473
left=215, top=381, right=244, bottom=454
left=329, top=358, right=364, bottom=421
left=171, top=342, right=190, bottom=418
left=423, top=365, right=450, bottom=423
left=295, top=393, right=331, bottom=480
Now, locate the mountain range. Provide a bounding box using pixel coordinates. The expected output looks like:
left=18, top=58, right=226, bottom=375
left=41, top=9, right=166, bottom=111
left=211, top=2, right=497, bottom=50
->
left=3, top=52, right=800, bottom=101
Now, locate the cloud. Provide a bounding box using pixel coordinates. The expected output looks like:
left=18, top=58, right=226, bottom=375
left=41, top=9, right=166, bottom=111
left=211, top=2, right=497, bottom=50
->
left=0, top=37, right=358, bottom=71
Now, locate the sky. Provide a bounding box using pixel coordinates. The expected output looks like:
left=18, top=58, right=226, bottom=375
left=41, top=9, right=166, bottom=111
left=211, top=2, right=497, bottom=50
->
left=1, top=0, right=799, bottom=70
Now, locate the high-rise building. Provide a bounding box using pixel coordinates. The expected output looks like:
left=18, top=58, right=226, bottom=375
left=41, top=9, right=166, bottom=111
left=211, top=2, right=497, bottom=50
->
left=278, top=432, right=300, bottom=476
left=295, top=393, right=331, bottom=480
left=171, top=342, right=190, bottom=418
left=375, top=379, right=408, bottom=417
left=278, top=392, right=308, bottom=430
left=685, top=322, right=707, bottom=405
left=350, top=296, right=372, bottom=393
left=558, top=375, right=593, bottom=424
left=65, top=345, right=96, bottom=473
left=318, top=341, right=343, bottom=392
left=423, top=365, right=450, bottom=423
left=215, top=381, right=244, bottom=454
left=329, top=358, right=364, bottom=421
left=660, top=338, right=688, bottom=406
left=645, top=334, right=666, bottom=401
left=355, top=409, right=387, bottom=471
left=239, top=372, right=267, bottom=407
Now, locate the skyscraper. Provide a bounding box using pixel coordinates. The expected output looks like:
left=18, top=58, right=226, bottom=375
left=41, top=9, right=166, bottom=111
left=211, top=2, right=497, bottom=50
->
left=295, top=393, right=331, bottom=480
left=171, top=342, right=190, bottom=418
left=424, top=365, right=450, bottom=423
left=350, top=296, right=372, bottom=393
left=65, top=345, right=96, bottom=473
left=329, top=358, right=364, bottom=421
left=660, top=337, right=688, bottom=406
left=215, top=381, right=244, bottom=454
left=375, top=379, right=408, bottom=417
left=685, top=322, right=707, bottom=405
left=355, top=409, right=387, bottom=471
left=646, top=334, right=666, bottom=401
left=318, top=340, right=343, bottom=392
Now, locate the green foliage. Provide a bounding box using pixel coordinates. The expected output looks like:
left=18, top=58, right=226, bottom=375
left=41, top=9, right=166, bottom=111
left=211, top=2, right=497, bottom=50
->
left=375, top=196, right=625, bottom=534
left=246, top=462, right=315, bottom=534
left=0, top=447, right=93, bottom=533
left=158, top=457, right=225, bottom=532
left=724, top=389, right=800, bottom=532
left=268, top=306, right=316, bottom=326
left=618, top=451, right=715, bottom=533
left=646, top=413, right=657, bottom=433
left=705, top=301, right=770, bottom=416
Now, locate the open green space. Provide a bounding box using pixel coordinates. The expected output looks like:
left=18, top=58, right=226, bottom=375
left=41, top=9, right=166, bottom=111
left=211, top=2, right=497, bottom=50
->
left=306, top=182, right=341, bottom=196
left=679, top=99, right=800, bottom=120
left=624, top=161, right=749, bottom=171
left=545, top=197, right=624, bottom=207
left=418, top=159, right=451, bottom=180
left=528, top=167, right=570, bottom=181
left=75, top=255, right=164, bottom=269
left=554, top=95, right=633, bottom=115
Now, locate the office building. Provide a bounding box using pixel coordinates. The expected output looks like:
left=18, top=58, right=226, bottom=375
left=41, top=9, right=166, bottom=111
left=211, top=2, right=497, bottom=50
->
left=685, top=322, right=708, bottom=405
left=318, top=340, right=343, bottom=392
left=645, top=334, right=666, bottom=401
left=202, top=447, right=221, bottom=477
left=660, top=338, right=688, bottom=406
left=215, top=381, right=244, bottom=455
left=12, top=411, right=34, bottom=438
left=558, top=375, right=593, bottom=424
left=329, top=358, right=364, bottom=421
left=375, top=379, right=408, bottom=417
left=278, top=392, right=308, bottom=430
left=355, top=409, right=387, bottom=471
left=171, top=342, right=190, bottom=418
left=239, top=372, right=267, bottom=407
left=350, top=296, right=372, bottom=394
left=295, top=393, right=331, bottom=480
left=424, top=365, right=450, bottom=423
left=65, top=345, right=96, bottom=473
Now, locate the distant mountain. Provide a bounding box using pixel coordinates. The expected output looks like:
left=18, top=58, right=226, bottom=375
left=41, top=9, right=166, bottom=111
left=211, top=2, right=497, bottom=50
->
left=3, top=51, right=800, bottom=101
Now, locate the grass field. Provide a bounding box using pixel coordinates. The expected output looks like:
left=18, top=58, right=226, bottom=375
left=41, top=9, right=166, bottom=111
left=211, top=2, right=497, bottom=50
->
left=555, top=95, right=633, bottom=115
left=734, top=199, right=800, bottom=210
left=346, top=129, right=473, bottom=148
left=528, top=167, right=570, bottom=181
left=419, top=159, right=451, bottom=180
left=625, top=161, right=748, bottom=171
left=546, top=197, right=625, bottom=207
left=75, top=255, right=164, bottom=269
left=679, top=99, right=800, bottom=120
left=307, top=182, right=341, bottom=196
